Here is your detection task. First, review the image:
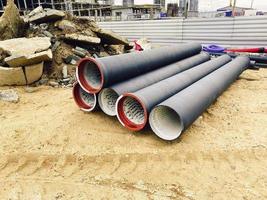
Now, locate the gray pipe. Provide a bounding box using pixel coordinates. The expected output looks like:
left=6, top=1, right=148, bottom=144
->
left=116, top=55, right=232, bottom=131
left=149, top=56, right=250, bottom=141
left=76, top=43, right=202, bottom=93
left=73, top=82, right=97, bottom=112
left=98, top=52, right=210, bottom=116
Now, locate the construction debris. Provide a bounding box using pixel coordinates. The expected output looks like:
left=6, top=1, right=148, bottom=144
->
left=0, top=1, right=131, bottom=86
left=0, top=66, right=26, bottom=85
left=28, top=7, right=65, bottom=24
left=24, top=62, right=44, bottom=84
left=63, top=34, right=101, bottom=44
left=0, top=89, right=19, bottom=103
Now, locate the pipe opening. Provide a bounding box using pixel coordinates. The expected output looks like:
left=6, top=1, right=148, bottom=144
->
left=84, top=62, right=101, bottom=89
left=98, top=88, right=119, bottom=116
left=77, top=58, right=103, bottom=93
left=73, top=83, right=97, bottom=112
left=149, top=106, right=183, bottom=141
left=117, top=95, right=147, bottom=131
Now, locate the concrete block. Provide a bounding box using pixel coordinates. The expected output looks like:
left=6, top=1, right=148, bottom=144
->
left=0, top=66, right=26, bottom=86
left=25, top=62, right=44, bottom=84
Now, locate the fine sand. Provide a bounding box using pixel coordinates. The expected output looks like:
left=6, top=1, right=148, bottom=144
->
left=0, top=69, right=267, bottom=199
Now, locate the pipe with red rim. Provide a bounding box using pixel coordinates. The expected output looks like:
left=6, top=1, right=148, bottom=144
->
left=76, top=43, right=202, bottom=94
left=149, top=56, right=250, bottom=141
left=73, top=82, right=97, bottom=112
left=98, top=52, right=210, bottom=116
left=116, top=55, right=232, bottom=131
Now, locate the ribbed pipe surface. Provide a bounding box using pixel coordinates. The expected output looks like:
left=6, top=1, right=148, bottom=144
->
left=116, top=55, right=232, bottom=131
left=76, top=43, right=202, bottom=93
left=149, top=56, right=250, bottom=141
left=98, top=52, right=210, bottom=116
left=73, top=82, right=97, bottom=112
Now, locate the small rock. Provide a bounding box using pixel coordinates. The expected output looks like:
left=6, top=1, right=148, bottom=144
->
left=38, top=77, right=49, bottom=85
left=49, top=81, right=59, bottom=87
left=63, top=55, right=72, bottom=64
left=39, top=23, right=48, bottom=30
left=52, top=41, right=60, bottom=52
left=43, top=30, right=53, bottom=38
left=62, top=65, right=68, bottom=78
left=57, top=19, right=77, bottom=32
left=70, top=59, right=77, bottom=65
left=0, top=89, right=19, bottom=103
left=24, top=86, right=39, bottom=93
left=73, top=49, right=86, bottom=58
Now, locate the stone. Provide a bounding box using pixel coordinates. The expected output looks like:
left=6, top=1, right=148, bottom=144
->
left=40, top=23, right=49, bottom=30
left=0, top=89, right=19, bottom=103
left=0, top=66, right=26, bottom=86
left=63, top=34, right=101, bottom=44
left=94, top=29, right=129, bottom=46
left=73, top=49, right=86, bottom=58
left=29, top=8, right=65, bottom=24
left=0, top=0, right=26, bottom=40
left=24, top=87, right=39, bottom=93
left=28, top=6, right=43, bottom=17
left=0, top=37, right=51, bottom=58
left=57, top=20, right=77, bottom=32
left=5, top=49, right=52, bottom=67
left=62, top=65, right=68, bottom=78
left=49, top=81, right=59, bottom=87
left=51, top=41, right=60, bottom=52
left=43, top=30, right=53, bottom=38
left=24, top=62, right=44, bottom=84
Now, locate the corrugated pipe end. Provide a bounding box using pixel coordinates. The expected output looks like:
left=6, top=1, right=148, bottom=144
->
left=76, top=57, right=104, bottom=94
left=149, top=105, right=184, bottom=141
left=116, top=94, right=147, bottom=131
left=73, top=82, right=97, bottom=112
left=98, top=88, right=119, bottom=116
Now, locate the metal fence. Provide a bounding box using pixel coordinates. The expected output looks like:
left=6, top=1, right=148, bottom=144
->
left=98, top=16, right=267, bottom=47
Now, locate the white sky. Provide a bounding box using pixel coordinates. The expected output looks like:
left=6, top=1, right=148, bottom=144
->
left=115, top=0, right=267, bottom=11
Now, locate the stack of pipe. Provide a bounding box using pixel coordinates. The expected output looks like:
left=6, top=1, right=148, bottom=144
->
left=73, top=43, right=250, bottom=141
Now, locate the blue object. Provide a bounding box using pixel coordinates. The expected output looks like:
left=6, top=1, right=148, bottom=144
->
left=202, top=44, right=225, bottom=53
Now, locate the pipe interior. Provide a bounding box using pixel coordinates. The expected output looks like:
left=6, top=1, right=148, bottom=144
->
left=84, top=61, right=102, bottom=89
left=122, top=96, right=145, bottom=125
left=79, top=86, right=95, bottom=108
left=98, top=88, right=119, bottom=116
left=149, top=106, right=183, bottom=141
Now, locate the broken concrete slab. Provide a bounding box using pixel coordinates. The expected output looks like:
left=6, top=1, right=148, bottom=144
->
left=5, top=49, right=52, bottom=67
left=25, top=62, right=44, bottom=84
left=0, top=37, right=51, bottom=57
left=28, top=6, right=44, bottom=17
left=94, top=29, right=129, bottom=46
left=63, top=34, right=101, bottom=44
left=29, top=8, right=65, bottom=24
left=0, top=0, right=26, bottom=40
left=56, top=20, right=77, bottom=32
left=0, top=89, right=19, bottom=103
left=0, top=66, right=26, bottom=86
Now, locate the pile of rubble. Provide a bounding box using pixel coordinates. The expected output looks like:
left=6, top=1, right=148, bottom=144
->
left=0, top=0, right=132, bottom=87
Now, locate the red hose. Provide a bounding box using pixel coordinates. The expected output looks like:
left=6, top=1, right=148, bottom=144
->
left=226, top=47, right=267, bottom=53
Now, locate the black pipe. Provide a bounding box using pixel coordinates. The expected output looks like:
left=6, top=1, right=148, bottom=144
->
left=76, top=43, right=202, bottom=93
left=73, top=82, right=97, bottom=112
left=149, top=56, right=250, bottom=141
left=116, top=55, right=232, bottom=131
left=98, top=52, right=210, bottom=116
left=210, top=52, right=267, bottom=64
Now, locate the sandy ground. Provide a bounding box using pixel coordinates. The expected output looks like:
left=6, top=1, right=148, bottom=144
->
left=0, top=68, right=267, bottom=200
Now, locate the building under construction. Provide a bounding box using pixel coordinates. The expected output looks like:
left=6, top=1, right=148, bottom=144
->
left=0, top=0, right=113, bottom=18
left=0, top=0, right=166, bottom=20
